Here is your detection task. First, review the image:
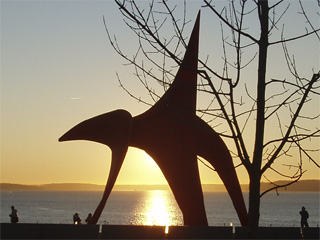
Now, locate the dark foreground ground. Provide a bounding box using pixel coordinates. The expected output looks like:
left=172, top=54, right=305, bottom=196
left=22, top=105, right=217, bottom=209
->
left=0, top=223, right=319, bottom=239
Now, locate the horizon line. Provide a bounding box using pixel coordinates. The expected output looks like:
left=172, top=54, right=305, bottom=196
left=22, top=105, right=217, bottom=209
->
left=1, top=178, right=319, bottom=186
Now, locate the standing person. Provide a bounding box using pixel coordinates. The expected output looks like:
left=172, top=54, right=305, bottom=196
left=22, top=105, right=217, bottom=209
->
left=73, top=213, right=81, bottom=224
left=9, top=206, right=19, bottom=223
left=85, top=213, right=93, bottom=224
left=299, top=206, right=309, bottom=236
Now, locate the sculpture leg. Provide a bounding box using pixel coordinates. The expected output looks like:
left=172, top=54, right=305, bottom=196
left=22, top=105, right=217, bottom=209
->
left=148, top=150, right=208, bottom=226
left=92, top=147, right=128, bottom=224
left=197, top=129, right=248, bottom=226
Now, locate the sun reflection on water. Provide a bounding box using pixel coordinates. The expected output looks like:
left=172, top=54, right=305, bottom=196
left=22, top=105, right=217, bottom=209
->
left=136, top=190, right=182, bottom=226
left=145, top=190, right=171, bottom=226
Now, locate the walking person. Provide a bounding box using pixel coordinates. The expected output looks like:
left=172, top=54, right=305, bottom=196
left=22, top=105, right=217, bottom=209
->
left=9, top=206, right=19, bottom=223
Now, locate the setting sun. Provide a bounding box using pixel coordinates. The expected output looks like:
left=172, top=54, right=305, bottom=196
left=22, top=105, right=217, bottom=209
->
left=115, top=148, right=168, bottom=185
left=141, top=152, right=160, bottom=173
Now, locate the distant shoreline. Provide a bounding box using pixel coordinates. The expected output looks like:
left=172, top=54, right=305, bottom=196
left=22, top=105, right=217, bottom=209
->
left=1, top=179, right=319, bottom=192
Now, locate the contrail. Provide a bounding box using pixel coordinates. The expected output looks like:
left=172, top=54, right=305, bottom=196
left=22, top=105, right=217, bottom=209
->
left=69, top=97, right=82, bottom=100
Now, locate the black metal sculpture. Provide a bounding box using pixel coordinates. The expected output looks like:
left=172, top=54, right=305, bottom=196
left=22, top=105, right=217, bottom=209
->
left=59, top=12, right=248, bottom=226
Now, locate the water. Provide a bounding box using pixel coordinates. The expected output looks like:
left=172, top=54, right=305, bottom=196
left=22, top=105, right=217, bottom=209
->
left=1, top=190, right=319, bottom=227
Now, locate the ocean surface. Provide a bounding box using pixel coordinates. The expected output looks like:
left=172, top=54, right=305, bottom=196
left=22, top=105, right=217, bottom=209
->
left=1, top=190, right=319, bottom=227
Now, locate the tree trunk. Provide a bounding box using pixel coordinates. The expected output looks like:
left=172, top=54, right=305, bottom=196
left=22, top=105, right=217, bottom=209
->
left=247, top=1, right=269, bottom=237
left=247, top=173, right=261, bottom=238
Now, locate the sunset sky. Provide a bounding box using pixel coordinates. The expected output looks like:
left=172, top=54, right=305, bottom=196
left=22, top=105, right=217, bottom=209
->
left=1, top=1, right=319, bottom=186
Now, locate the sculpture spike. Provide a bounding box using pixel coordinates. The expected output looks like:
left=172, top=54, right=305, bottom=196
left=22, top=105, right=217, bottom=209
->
left=152, top=11, right=200, bottom=116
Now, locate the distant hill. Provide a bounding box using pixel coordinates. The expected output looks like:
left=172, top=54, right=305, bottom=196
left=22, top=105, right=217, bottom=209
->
left=1, top=180, right=319, bottom=192
left=0, top=183, right=44, bottom=191
left=0, top=183, right=104, bottom=191
left=203, top=179, right=320, bottom=192
left=0, top=183, right=168, bottom=191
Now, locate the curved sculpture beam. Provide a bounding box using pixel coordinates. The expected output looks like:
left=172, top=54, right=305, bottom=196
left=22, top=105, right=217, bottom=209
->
left=59, top=12, right=248, bottom=226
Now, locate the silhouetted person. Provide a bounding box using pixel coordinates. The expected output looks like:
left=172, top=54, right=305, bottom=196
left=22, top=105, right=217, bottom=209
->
left=85, top=213, right=93, bottom=224
left=9, top=206, right=19, bottom=223
left=73, top=213, right=81, bottom=224
left=300, top=206, right=309, bottom=236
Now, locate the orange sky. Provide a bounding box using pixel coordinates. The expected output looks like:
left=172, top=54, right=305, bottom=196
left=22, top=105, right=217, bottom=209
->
left=1, top=1, right=319, bottom=186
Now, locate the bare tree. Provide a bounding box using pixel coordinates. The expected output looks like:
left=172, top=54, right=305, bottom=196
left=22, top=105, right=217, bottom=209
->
left=104, top=0, right=319, bottom=237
